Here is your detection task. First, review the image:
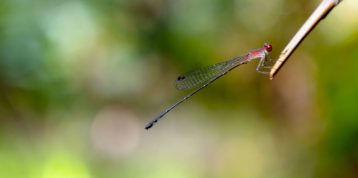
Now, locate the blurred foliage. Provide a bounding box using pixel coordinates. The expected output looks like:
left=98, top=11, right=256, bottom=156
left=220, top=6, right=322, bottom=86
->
left=0, top=0, right=357, bottom=178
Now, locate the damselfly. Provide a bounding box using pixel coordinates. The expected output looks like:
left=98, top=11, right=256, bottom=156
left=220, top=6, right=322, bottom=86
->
left=145, top=43, right=273, bottom=129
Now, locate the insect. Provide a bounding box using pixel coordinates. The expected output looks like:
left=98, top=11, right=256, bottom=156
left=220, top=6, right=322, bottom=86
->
left=145, top=43, right=273, bottom=129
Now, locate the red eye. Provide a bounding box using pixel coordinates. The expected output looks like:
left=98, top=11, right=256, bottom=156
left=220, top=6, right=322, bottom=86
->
left=264, top=43, right=272, bottom=52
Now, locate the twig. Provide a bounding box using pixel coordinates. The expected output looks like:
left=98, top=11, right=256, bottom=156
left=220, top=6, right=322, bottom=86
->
left=269, top=0, right=343, bottom=80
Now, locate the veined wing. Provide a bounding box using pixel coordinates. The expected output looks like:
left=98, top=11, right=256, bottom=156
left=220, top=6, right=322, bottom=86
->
left=175, top=54, right=247, bottom=90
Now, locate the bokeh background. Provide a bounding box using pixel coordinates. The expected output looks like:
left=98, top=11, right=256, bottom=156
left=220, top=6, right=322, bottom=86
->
left=0, top=0, right=357, bottom=178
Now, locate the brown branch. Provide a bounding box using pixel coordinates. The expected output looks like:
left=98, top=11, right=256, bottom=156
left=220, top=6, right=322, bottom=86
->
left=269, top=0, right=343, bottom=80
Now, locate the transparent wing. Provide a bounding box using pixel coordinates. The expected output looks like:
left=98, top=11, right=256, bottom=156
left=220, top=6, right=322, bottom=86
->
left=175, top=55, right=246, bottom=90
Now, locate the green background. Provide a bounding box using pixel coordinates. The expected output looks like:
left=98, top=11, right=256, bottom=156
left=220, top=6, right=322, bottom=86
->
left=0, top=0, right=357, bottom=178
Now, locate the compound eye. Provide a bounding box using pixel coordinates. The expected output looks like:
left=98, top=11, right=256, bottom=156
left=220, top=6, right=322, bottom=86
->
left=264, top=43, right=272, bottom=52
